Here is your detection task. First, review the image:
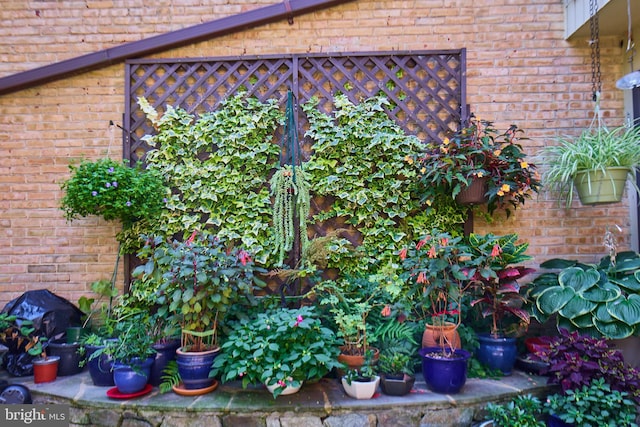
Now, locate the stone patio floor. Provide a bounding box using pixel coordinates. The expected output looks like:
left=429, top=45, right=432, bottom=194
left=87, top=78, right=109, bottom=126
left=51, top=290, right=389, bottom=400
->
left=0, top=368, right=556, bottom=427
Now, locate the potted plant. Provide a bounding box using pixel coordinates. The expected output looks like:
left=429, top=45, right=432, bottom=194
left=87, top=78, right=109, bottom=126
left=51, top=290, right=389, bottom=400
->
left=212, top=305, right=342, bottom=398
left=481, top=394, right=545, bottom=427
left=60, top=157, right=167, bottom=228
left=542, top=124, right=640, bottom=207
left=467, top=233, right=535, bottom=375
left=96, top=311, right=157, bottom=395
left=417, top=117, right=541, bottom=216
left=309, top=277, right=382, bottom=371
left=528, top=328, right=640, bottom=405
left=340, top=349, right=380, bottom=400
left=401, top=230, right=475, bottom=394
left=377, top=342, right=416, bottom=396
left=149, top=231, right=265, bottom=391
left=543, top=378, right=637, bottom=427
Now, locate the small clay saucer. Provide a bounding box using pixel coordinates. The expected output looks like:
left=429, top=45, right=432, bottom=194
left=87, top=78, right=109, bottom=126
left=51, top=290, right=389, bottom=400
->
left=172, top=380, right=219, bottom=396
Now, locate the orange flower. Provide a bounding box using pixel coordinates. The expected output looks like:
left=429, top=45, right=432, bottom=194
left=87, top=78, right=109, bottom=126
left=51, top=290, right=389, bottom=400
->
left=520, top=161, right=528, bottom=169
left=440, top=237, right=448, bottom=246
left=501, top=184, right=510, bottom=192
left=399, top=248, right=408, bottom=261
left=417, top=271, right=427, bottom=284
left=381, top=305, right=391, bottom=317
left=427, top=246, right=437, bottom=258
left=416, top=238, right=428, bottom=250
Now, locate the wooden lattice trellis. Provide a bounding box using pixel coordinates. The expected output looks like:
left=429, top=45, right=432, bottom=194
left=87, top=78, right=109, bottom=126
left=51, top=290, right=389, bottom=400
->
left=123, top=50, right=467, bottom=292
left=124, top=50, right=467, bottom=164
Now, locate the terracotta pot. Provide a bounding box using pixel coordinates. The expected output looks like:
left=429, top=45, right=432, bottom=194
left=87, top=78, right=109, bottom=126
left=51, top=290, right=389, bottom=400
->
left=422, top=322, right=461, bottom=349
left=337, top=347, right=379, bottom=371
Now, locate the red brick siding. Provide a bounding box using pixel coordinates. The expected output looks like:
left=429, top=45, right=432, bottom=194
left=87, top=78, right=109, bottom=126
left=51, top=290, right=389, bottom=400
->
left=0, top=0, right=630, bottom=307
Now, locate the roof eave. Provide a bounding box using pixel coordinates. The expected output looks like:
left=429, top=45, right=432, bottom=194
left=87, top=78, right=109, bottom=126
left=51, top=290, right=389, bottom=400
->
left=0, top=0, right=355, bottom=96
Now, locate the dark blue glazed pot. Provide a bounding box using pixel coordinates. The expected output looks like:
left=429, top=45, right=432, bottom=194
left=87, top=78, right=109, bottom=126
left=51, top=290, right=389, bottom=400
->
left=149, top=339, right=180, bottom=387
left=175, top=347, right=220, bottom=390
left=113, top=357, right=154, bottom=394
left=546, top=413, right=574, bottom=427
left=419, top=347, right=470, bottom=394
left=85, top=344, right=115, bottom=387
left=476, top=333, right=518, bottom=375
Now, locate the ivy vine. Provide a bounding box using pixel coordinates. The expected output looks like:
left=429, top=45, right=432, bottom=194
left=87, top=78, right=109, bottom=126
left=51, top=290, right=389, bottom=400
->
left=303, top=94, right=430, bottom=270
left=138, top=93, right=283, bottom=265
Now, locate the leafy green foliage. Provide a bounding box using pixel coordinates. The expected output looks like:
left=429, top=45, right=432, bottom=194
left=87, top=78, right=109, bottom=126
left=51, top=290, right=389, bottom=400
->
left=544, top=378, right=637, bottom=426
left=143, top=232, right=265, bottom=351
left=485, top=394, right=545, bottom=427
left=60, top=158, right=168, bottom=229
left=303, top=94, right=427, bottom=271
left=528, top=251, right=640, bottom=339
left=159, top=360, right=181, bottom=394
left=211, top=306, right=341, bottom=398
left=139, top=93, right=283, bottom=265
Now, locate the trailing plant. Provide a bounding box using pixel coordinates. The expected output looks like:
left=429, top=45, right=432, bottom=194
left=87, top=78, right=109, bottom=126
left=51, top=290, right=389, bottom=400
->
left=416, top=116, right=541, bottom=216
left=542, top=124, right=640, bottom=208
left=484, top=394, right=545, bottom=427
left=212, top=306, right=341, bottom=398
left=303, top=93, right=428, bottom=271
left=60, top=157, right=168, bottom=229
left=139, top=93, right=283, bottom=265
left=544, top=378, right=637, bottom=427
left=270, top=165, right=311, bottom=266
left=529, top=328, right=640, bottom=404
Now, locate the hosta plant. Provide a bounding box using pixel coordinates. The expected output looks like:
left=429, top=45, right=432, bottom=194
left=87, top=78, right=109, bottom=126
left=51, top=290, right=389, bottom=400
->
left=528, top=251, right=640, bottom=339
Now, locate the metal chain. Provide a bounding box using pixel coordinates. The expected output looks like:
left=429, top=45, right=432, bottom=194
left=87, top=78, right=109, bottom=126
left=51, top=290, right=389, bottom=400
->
left=589, top=0, right=601, bottom=101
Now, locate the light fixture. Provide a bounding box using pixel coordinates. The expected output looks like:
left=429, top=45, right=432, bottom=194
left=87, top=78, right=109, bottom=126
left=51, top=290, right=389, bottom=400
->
left=616, top=0, right=640, bottom=90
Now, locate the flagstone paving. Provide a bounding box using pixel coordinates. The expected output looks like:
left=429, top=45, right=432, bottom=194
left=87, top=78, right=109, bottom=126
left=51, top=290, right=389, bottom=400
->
left=0, top=369, right=555, bottom=427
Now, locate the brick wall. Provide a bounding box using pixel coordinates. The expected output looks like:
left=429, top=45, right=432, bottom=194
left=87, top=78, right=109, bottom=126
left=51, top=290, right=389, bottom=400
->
left=0, top=0, right=631, bottom=308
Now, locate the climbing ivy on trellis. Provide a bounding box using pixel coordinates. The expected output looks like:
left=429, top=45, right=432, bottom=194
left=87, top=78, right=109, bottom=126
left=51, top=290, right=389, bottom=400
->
left=303, top=94, right=435, bottom=272
left=138, top=93, right=283, bottom=265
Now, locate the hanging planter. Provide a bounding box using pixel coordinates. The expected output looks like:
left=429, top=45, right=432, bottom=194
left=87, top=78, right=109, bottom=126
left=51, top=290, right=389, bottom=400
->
left=455, top=176, right=489, bottom=205
left=573, top=167, right=629, bottom=205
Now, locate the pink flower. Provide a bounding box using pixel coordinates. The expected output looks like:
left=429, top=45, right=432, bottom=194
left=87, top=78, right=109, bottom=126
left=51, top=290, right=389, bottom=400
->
left=294, top=315, right=303, bottom=327
left=237, top=249, right=252, bottom=266
left=381, top=305, right=391, bottom=317
left=399, top=248, right=407, bottom=260
left=491, top=244, right=502, bottom=257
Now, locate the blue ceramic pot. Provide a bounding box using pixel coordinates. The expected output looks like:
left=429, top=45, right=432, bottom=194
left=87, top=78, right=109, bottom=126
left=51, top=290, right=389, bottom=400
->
left=419, top=347, right=470, bottom=394
left=149, top=339, right=180, bottom=387
left=113, top=357, right=154, bottom=394
left=476, top=333, right=517, bottom=375
left=175, top=347, right=220, bottom=390
left=85, top=344, right=115, bottom=387
left=546, top=413, right=574, bottom=427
